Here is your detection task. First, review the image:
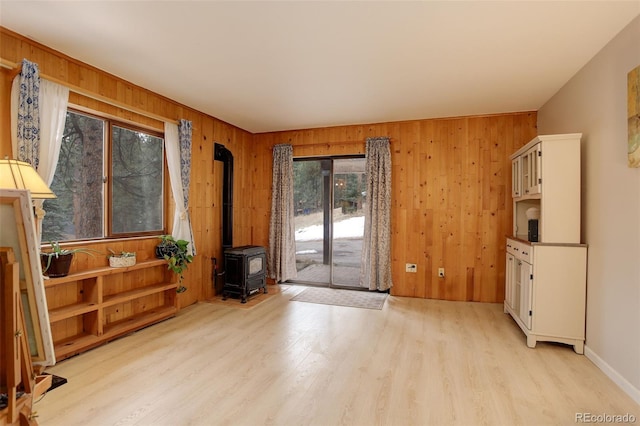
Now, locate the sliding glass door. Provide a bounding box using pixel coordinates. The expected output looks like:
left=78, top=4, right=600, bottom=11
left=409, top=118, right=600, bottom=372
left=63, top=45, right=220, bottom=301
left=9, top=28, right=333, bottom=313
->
left=292, top=157, right=366, bottom=288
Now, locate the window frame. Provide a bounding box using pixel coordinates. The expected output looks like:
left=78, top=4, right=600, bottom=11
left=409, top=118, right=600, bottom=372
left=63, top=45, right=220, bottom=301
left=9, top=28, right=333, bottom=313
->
left=42, top=107, right=168, bottom=243
left=107, top=120, right=166, bottom=238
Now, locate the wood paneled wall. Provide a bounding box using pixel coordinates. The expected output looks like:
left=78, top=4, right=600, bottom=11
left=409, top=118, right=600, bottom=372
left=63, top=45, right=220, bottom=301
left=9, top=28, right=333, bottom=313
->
left=252, top=114, right=537, bottom=302
left=0, top=28, right=255, bottom=307
left=1, top=27, right=537, bottom=305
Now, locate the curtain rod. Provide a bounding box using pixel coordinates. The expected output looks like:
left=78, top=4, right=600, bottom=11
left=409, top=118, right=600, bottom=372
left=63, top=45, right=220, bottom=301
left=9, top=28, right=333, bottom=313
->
left=1, top=58, right=177, bottom=125
left=292, top=140, right=365, bottom=149
left=281, top=140, right=365, bottom=149
left=279, top=138, right=392, bottom=149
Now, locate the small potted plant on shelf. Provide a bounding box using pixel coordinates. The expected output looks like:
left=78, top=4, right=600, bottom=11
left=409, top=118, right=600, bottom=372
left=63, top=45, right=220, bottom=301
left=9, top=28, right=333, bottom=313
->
left=156, top=235, right=193, bottom=293
left=40, top=241, right=96, bottom=278
left=107, top=249, right=136, bottom=268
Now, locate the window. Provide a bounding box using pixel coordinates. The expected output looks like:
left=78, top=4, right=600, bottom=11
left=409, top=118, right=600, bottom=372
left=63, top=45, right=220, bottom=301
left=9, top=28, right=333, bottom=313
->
left=42, top=110, right=164, bottom=242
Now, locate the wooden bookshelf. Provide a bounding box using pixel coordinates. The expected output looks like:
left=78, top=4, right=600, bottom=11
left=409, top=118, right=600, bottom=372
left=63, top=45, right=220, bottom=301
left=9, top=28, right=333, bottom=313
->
left=44, top=259, right=177, bottom=361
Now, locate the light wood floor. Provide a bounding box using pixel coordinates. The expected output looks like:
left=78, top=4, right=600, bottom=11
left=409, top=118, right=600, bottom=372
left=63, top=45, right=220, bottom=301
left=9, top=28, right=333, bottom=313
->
left=38, top=285, right=638, bottom=426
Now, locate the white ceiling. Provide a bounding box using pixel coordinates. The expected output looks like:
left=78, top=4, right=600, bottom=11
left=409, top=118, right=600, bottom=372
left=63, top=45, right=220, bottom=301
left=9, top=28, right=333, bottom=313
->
left=1, top=1, right=638, bottom=133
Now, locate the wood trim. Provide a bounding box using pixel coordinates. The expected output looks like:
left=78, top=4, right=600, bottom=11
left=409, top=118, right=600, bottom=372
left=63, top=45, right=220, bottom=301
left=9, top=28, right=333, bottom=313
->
left=1, top=57, right=176, bottom=125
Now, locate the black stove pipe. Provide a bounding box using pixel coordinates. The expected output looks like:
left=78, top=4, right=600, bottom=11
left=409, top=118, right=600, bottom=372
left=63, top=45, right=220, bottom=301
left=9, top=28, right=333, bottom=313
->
left=214, top=143, right=234, bottom=250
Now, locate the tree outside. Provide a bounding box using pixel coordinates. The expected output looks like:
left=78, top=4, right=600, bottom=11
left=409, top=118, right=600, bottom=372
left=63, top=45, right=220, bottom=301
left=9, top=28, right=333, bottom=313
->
left=42, top=111, right=164, bottom=242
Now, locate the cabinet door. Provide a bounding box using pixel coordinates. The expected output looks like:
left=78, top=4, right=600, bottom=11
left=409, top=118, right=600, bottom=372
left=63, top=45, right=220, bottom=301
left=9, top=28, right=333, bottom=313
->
left=505, top=253, right=516, bottom=309
left=513, top=259, right=522, bottom=314
left=519, top=261, right=533, bottom=329
left=524, top=144, right=541, bottom=196
left=511, top=157, right=522, bottom=198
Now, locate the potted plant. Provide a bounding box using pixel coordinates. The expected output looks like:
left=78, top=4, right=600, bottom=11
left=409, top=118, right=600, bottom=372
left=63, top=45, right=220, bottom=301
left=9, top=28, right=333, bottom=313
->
left=156, top=235, right=193, bottom=293
left=40, top=241, right=96, bottom=277
left=155, top=234, right=179, bottom=259
left=107, top=249, right=136, bottom=268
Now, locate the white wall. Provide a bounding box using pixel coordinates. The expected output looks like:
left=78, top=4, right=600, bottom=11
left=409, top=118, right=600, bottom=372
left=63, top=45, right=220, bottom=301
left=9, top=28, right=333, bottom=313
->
left=538, top=16, right=640, bottom=403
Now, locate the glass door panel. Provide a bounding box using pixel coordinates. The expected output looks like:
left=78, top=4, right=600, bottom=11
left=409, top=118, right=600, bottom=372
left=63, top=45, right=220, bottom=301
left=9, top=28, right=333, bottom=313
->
left=293, top=159, right=330, bottom=284
left=331, top=158, right=366, bottom=288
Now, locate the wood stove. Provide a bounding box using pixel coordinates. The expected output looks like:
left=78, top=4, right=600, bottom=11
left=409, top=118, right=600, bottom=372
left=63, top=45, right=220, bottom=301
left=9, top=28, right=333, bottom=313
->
left=222, top=245, right=267, bottom=303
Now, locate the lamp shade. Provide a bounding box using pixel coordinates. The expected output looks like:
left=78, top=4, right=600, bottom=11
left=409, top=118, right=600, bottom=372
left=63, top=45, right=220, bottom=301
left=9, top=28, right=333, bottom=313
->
left=0, top=159, right=56, bottom=199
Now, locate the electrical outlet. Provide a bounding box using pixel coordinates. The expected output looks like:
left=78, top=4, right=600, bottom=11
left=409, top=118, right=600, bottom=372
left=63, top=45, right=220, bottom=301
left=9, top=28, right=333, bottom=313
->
left=406, top=263, right=417, bottom=273
left=438, top=268, right=445, bottom=278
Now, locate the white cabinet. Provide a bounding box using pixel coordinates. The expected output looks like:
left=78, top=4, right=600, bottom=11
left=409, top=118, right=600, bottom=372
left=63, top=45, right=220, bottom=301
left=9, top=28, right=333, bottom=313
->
left=505, top=133, right=587, bottom=354
left=510, top=133, right=582, bottom=244
left=505, top=238, right=587, bottom=353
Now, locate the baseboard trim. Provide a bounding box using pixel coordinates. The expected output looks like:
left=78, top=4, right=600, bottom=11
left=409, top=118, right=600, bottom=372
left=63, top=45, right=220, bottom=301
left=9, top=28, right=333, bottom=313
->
left=584, top=345, right=640, bottom=405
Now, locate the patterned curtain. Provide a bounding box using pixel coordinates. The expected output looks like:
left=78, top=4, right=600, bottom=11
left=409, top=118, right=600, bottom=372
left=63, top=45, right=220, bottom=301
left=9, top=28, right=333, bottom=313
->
left=12, top=59, right=41, bottom=166
left=360, top=137, right=393, bottom=291
left=165, top=119, right=196, bottom=255
left=268, top=144, right=297, bottom=282
left=10, top=60, right=69, bottom=242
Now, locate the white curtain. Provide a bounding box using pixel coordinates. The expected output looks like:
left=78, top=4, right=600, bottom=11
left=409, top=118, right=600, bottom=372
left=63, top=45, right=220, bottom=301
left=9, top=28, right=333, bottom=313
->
left=164, top=120, right=196, bottom=256
left=360, top=137, right=393, bottom=291
left=36, top=80, right=69, bottom=189
left=11, top=60, right=69, bottom=242
left=32, top=80, right=69, bottom=239
left=268, top=144, right=297, bottom=282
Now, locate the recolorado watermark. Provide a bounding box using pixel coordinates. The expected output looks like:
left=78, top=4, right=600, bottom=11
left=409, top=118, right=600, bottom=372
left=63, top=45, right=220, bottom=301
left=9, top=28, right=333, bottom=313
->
left=576, top=412, right=637, bottom=423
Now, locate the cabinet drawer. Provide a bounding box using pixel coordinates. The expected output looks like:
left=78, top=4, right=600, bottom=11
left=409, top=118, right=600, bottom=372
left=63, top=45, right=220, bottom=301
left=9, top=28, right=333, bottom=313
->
left=518, top=243, right=532, bottom=263
left=506, top=239, right=532, bottom=263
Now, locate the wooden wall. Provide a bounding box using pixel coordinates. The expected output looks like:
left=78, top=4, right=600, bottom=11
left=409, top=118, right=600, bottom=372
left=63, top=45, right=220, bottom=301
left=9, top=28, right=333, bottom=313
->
left=1, top=27, right=538, bottom=305
left=0, top=28, right=256, bottom=308
left=252, top=114, right=537, bottom=302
